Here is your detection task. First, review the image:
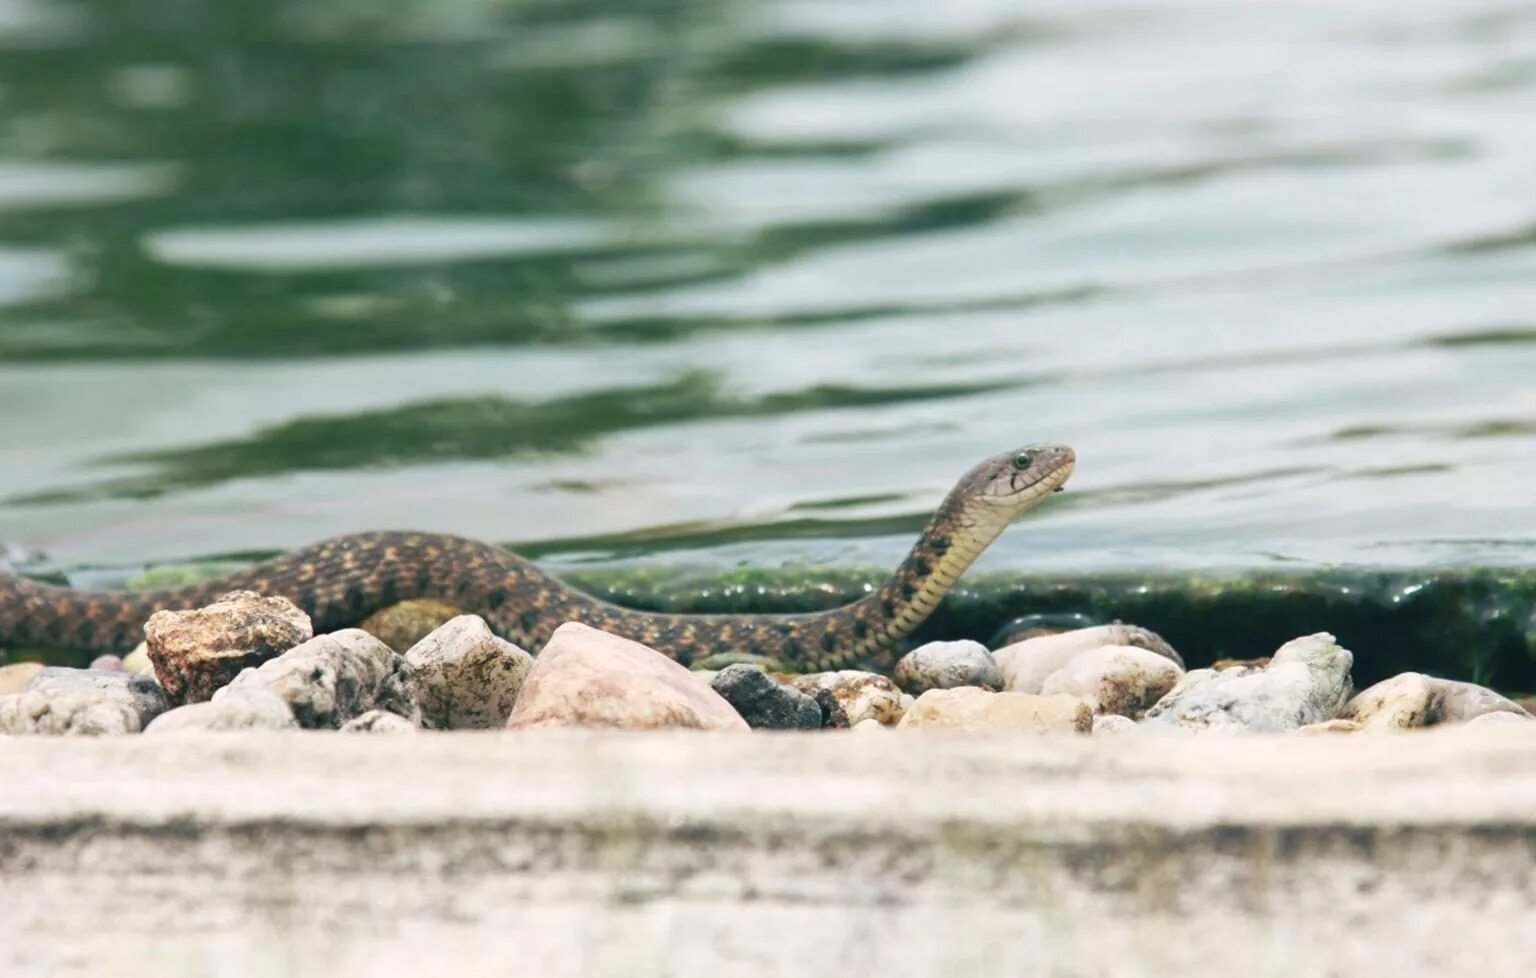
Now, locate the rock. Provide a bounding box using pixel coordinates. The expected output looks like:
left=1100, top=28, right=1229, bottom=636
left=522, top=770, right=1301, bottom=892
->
left=1434, top=679, right=1533, bottom=723
left=227, top=629, right=416, bottom=729
left=506, top=623, right=748, bottom=732
left=1092, top=714, right=1138, bottom=736
left=1297, top=719, right=1366, bottom=735
left=1344, top=673, right=1436, bottom=729
left=994, top=624, right=1183, bottom=693
left=893, top=640, right=1002, bottom=693
left=851, top=717, right=888, bottom=733
left=122, top=644, right=155, bottom=677
left=360, top=599, right=464, bottom=653
left=898, top=688, right=1092, bottom=733
left=990, top=612, right=1100, bottom=648
left=709, top=664, right=822, bottom=729
left=0, top=667, right=169, bottom=735
left=144, top=590, right=313, bottom=704
left=1142, top=633, right=1353, bottom=733
left=403, top=615, right=534, bottom=729
left=89, top=655, right=125, bottom=672
left=1464, top=711, right=1533, bottom=727
left=340, top=710, right=419, bottom=734
left=0, top=661, right=44, bottom=695
left=1040, top=645, right=1184, bottom=718
left=1211, top=657, right=1272, bottom=671
left=786, top=671, right=906, bottom=728
left=144, top=688, right=298, bottom=733
left=1345, top=673, right=1533, bottom=729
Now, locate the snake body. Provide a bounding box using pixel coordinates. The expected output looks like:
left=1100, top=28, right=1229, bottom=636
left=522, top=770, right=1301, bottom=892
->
left=0, top=445, right=1075, bottom=671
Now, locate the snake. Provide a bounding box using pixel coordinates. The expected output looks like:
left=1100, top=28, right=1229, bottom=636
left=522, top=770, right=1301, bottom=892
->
left=0, top=444, right=1075, bottom=671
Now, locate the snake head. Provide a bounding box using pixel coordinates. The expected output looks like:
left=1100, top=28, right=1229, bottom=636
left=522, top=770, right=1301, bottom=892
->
left=966, top=443, right=1076, bottom=516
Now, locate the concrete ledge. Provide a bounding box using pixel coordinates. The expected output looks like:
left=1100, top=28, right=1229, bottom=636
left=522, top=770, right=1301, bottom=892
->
left=4, top=729, right=1536, bottom=977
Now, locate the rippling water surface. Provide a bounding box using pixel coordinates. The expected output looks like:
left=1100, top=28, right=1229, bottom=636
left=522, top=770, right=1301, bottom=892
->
left=1, top=0, right=1534, bottom=576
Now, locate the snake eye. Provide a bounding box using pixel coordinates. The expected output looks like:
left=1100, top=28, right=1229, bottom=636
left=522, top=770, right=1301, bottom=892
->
left=1011, top=451, right=1033, bottom=471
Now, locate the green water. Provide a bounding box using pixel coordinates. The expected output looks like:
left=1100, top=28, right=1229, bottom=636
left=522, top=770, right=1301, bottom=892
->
left=2, top=0, right=1535, bottom=591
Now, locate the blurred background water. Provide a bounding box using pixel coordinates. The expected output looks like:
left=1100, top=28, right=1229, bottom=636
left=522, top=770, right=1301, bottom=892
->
left=1, top=0, right=1534, bottom=578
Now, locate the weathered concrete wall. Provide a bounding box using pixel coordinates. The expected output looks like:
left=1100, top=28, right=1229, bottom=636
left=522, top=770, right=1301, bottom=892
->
left=3, top=729, right=1535, bottom=977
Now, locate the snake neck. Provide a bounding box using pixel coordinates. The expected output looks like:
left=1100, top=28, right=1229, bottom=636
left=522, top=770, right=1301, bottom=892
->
left=838, top=495, right=1008, bottom=661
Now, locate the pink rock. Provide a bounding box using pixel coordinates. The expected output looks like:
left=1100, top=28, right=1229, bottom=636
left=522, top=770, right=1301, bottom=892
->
left=144, top=590, right=313, bottom=704
left=506, top=623, right=748, bottom=732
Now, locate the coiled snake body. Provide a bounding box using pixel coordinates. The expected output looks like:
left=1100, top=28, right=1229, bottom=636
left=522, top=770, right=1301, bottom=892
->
left=0, top=445, right=1075, bottom=671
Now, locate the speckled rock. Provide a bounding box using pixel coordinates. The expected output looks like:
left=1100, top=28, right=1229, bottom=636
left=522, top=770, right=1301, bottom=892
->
left=360, top=599, right=464, bottom=653
left=709, top=664, right=822, bottom=729
left=787, top=670, right=906, bottom=728
left=506, top=623, right=748, bottom=732
left=144, top=590, right=313, bottom=704
left=898, top=688, right=1092, bottom=733
left=1345, top=673, right=1533, bottom=729
left=1092, top=714, right=1138, bottom=736
left=0, top=667, right=169, bottom=735
left=144, top=687, right=298, bottom=734
left=893, top=640, right=1002, bottom=694
left=121, top=644, right=155, bottom=677
left=340, top=709, right=419, bottom=733
left=1142, top=633, right=1353, bottom=733
left=403, top=615, right=533, bottom=729
left=1040, top=644, right=1184, bottom=718
left=994, top=623, right=1183, bottom=694
left=226, top=628, right=416, bottom=729
left=0, top=661, right=44, bottom=695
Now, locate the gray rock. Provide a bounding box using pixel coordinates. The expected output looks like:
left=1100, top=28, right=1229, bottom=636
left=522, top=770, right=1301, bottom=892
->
left=340, top=710, right=419, bottom=734
left=144, top=688, right=299, bottom=734
left=1040, top=645, right=1183, bottom=718
left=145, top=590, right=313, bottom=704
left=0, top=667, right=169, bottom=735
left=709, top=664, right=822, bottom=729
left=404, top=615, right=534, bottom=730
left=1434, top=679, right=1533, bottom=724
left=227, top=629, right=417, bottom=729
left=1142, top=633, right=1353, bottom=733
left=893, top=640, right=1002, bottom=693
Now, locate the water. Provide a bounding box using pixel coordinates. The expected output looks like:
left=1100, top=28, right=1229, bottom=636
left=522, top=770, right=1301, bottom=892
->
left=2, top=0, right=1535, bottom=579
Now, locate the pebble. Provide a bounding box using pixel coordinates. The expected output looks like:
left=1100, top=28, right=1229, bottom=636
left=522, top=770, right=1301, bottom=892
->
left=786, top=670, right=906, bottom=728
left=1142, top=632, right=1353, bottom=733
left=403, top=615, right=534, bottom=729
left=892, top=640, right=1002, bottom=694
left=0, top=667, right=169, bottom=735
left=851, top=717, right=888, bottom=733
left=226, top=628, right=417, bottom=729
left=89, top=655, right=125, bottom=672
left=709, top=664, right=822, bottom=729
left=506, top=623, right=748, bottom=732
left=1092, top=714, right=1138, bottom=736
left=340, top=710, right=419, bottom=734
left=144, top=590, right=313, bottom=704
left=360, top=599, right=464, bottom=653
left=1039, top=644, right=1184, bottom=718
left=121, top=644, right=155, bottom=677
left=1346, top=673, right=1533, bottom=729
left=0, top=661, right=44, bottom=695
left=144, top=687, right=298, bottom=734
left=994, top=623, right=1183, bottom=694
left=898, top=688, right=1092, bottom=733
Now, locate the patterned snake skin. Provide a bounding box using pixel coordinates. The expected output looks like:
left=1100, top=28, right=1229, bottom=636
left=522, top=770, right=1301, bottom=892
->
left=0, top=445, right=1075, bottom=670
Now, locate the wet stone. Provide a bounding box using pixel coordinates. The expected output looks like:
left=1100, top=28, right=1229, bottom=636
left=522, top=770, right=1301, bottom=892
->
left=709, top=664, right=822, bottom=729
left=893, top=640, right=1002, bottom=694
left=145, top=590, right=313, bottom=704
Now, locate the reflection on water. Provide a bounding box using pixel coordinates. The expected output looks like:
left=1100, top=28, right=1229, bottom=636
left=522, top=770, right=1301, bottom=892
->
left=0, top=0, right=1534, bottom=572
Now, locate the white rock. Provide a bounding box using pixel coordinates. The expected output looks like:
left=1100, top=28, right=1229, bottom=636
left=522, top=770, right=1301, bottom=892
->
left=404, top=615, right=534, bottom=729
left=0, top=667, right=169, bottom=736
left=1040, top=645, right=1184, bottom=717
left=145, top=688, right=299, bottom=734
left=994, top=624, right=1182, bottom=693
left=1142, top=633, right=1353, bottom=733
left=897, top=688, right=1092, bottom=733
left=1092, top=714, right=1138, bottom=736
left=893, top=640, right=1002, bottom=693
left=227, top=629, right=416, bottom=729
